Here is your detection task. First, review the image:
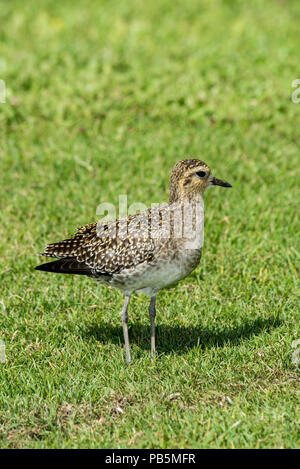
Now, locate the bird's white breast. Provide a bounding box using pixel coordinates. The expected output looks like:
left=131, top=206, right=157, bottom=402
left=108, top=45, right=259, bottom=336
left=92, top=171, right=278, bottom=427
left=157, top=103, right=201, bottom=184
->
left=116, top=246, right=201, bottom=296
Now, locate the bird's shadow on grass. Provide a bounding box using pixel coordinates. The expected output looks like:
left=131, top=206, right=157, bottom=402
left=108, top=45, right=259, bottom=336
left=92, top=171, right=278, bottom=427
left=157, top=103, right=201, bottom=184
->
left=82, top=315, right=282, bottom=355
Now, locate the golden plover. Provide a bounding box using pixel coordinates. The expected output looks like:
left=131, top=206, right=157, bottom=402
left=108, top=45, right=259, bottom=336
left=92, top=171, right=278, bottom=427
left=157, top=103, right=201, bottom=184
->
left=35, top=159, right=232, bottom=363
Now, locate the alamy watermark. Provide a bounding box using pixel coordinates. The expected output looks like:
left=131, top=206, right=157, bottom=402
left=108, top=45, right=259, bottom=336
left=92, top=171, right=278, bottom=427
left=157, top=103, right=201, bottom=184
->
left=0, top=79, right=5, bottom=103
left=291, top=339, right=300, bottom=365
left=96, top=195, right=204, bottom=250
left=291, top=79, right=300, bottom=103
left=0, top=340, right=5, bottom=363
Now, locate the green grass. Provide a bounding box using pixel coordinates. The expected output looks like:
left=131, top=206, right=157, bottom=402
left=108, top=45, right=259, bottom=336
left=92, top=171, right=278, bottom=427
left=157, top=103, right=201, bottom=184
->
left=0, top=0, right=299, bottom=449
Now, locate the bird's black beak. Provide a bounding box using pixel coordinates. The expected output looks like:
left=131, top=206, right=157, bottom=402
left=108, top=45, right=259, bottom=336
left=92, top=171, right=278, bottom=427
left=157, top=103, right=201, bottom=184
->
left=211, top=176, right=232, bottom=188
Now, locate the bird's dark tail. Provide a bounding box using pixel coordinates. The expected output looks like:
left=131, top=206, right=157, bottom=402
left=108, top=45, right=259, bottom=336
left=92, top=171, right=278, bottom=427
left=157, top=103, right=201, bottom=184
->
left=35, top=258, right=93, bottom=276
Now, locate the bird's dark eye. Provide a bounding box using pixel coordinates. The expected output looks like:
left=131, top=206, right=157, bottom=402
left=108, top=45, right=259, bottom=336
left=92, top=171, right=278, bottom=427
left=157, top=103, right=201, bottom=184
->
left=195, top=171, right=206, bottom=178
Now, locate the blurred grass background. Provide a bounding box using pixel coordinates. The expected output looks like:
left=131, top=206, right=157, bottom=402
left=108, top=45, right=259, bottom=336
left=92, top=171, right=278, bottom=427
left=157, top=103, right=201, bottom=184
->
left=0, top=0, right=299, bottom=448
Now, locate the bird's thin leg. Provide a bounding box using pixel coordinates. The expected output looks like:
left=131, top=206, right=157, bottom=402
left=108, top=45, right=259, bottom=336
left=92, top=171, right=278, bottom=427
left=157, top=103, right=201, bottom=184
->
left=120, top=295, right=131, bottom=364
left=149, top=295, right=157, bottom=357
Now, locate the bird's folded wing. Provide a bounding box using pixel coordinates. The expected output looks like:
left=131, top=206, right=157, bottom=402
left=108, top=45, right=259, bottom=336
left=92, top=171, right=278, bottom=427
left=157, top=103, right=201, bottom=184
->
left=40, top=213, right=158, bottom=275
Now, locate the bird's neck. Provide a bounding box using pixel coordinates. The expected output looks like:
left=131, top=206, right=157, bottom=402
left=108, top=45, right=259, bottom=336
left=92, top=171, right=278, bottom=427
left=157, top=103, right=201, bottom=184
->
left=168, top=195, right=205, bottom=250
left=169, top=190, right=204, bottom=205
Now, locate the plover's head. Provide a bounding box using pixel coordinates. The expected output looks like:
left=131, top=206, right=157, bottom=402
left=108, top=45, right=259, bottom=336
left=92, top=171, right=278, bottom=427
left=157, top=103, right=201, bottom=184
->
left=169, top=158, right=232, bottom=202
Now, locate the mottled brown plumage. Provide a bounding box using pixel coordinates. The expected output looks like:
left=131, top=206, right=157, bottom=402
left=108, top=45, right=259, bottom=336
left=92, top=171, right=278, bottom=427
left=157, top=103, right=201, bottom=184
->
left=36, top=159, right=232, bottom=364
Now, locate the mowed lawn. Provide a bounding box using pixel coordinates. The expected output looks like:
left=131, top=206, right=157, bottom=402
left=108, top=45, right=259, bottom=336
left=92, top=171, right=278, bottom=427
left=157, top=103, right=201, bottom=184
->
left=0, top=0, right=299, bottom=449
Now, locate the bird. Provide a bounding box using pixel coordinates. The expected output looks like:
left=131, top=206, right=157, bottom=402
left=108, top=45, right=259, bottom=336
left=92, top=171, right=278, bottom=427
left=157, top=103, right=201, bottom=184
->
left=35, top=159, right=232, bottom=364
